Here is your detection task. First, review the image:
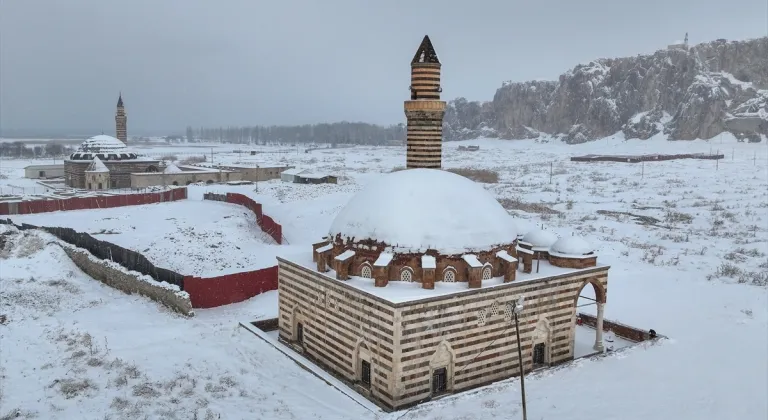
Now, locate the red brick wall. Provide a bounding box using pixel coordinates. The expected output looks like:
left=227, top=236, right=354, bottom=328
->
left=184, top=266, right=278, bottom=308
left=223, top=193, right=282, bottom=244
left=0, top=188, right=188, bottom=215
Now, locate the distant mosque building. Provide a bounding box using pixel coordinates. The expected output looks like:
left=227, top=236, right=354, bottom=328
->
left=668, top=33, right=689, bottom=51
left=64, top=94, right=160, bottom=189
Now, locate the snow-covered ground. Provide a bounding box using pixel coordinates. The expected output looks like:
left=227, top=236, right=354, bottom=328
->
left=1, top=135, right=767, bottom=419
left=10, top=200, right=281, bottom=277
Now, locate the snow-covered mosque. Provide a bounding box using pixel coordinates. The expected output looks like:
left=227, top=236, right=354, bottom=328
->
left=276, top=36, right=610, bottom=411
left=64, top=94, right=161, bottom=189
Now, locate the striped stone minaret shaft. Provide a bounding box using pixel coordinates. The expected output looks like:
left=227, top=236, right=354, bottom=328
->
left=115, top=93, right=127, bottom=144
left=404, top=35, right=446, bottom=169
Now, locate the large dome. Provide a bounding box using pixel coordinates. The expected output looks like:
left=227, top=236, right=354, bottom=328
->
left=69, top=135, right=138, bottom=161
left=329, top=168, right=517, bottom=254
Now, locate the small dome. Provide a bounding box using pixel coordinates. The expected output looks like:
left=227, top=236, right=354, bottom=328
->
left=551, top=236, right=593, bottom=256
left=329, top=169, right=517, bottom=254
left=520, top=229, right=558, bottom=249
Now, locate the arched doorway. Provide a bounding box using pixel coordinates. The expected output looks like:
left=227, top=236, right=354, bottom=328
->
left=572, top=279, right=607, bottom=357
left=353, top=339, right=373, bottom=388
left=429, top=341, right=454, bottom=397
left=292, top=307, right=306, bottom=348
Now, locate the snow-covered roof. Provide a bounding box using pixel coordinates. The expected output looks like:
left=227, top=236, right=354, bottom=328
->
left=462, top=254, right=482, bottom=268
left=421, top=255, right=436, bottom=269
left=374, top=252, right=394, bottom=267
left=520, top=229, right=559, bottom=249
left=328, top=169, right=517, bottom=253
left=550, top=236, right=593, bottom=257
left=496, top=250, right=517, bottom=263
left=163, top=162, right=183, bottom=174
left=299, top=173, right=329, bottom=179
left=77, top=135, right=128, bottom=153
left=85, top=156, right=109, bottom=173
left=334, top=250, right=355, bottom=262
left=282, top=168, right=307, bottom=176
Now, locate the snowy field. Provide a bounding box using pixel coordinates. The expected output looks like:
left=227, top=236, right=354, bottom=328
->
left=10, top=200, right=281, bottom=277
left=1, top=135, right=767, bottom=419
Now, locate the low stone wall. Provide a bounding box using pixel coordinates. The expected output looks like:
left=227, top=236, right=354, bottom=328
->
left=577, top=312, right=658, bottom=342
left=60, top=243, right=194, bottom=316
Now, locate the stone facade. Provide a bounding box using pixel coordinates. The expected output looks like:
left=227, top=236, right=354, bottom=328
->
left=277, top=257, right=609, bottom=411
left=85, top=171, right=110, bottom=190
left=60, top=243, right=193, bottom=316
left=65, top=159, right=160, bottom=189
left=405, top=36, right=446, bottom=170
left=212, top=165, right=292, bottom=182
left=130, top=169, right=241, bottom=188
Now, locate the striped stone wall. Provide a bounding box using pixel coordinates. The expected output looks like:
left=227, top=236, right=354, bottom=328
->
left=116, top=107, right=127, bottom=143
left=404, top=100, right=445, bottom=169
left=405, top=61, right=445, bottom=169
left=277, top=258, right=400, bottom=409
left=277, top=256, right=608, bottom=411
left=393, top=268, right=608, bottom=408
left=410, top=63, right=441, bottom=100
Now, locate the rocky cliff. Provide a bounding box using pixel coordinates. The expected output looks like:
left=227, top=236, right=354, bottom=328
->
left=443, top=37, right=768, bottom=143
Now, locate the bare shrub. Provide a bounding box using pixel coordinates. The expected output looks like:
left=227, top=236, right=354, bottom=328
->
left=181, top=155, right=207, bottom=165
left=132, top=382, right=161, bottom=398
left=161, top=154, right=178, bottom=162
left=56, top=378, right=98, bottom=399
left=110, top=396, right=131, bottom=411
left=389, top=166, right=406, bottom=172
left=446, top=168, right=499, bottom=183
left=498, top=198, right=560, bottom=214
left=664, top=210, right=693, bottom=224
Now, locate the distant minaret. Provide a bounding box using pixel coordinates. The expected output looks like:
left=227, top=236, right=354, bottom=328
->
left=404, top=35, right=446, bottom=169
left=115, top=93, right=127, bottom=143
left=684, top=32, right=689, bottom=48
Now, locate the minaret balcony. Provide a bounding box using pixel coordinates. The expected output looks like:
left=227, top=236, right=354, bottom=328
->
left=404, top=100, right=446, bottom=112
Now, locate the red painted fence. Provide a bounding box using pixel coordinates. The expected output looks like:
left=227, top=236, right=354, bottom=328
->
left=184, top=266, right=278, bottom=309
left=207, top=192, right=283, bottom=244
left=0, top=188, right=188, bottom=216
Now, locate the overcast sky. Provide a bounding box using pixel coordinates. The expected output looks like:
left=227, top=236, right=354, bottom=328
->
left=1, top=0, right=766, bottom=134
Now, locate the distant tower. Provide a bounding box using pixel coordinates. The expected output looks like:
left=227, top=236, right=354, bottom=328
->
left=115, top=93, right=127, bottom=143
left=684, top=32, right=689, bottom=47
left=404, top=35, right=446, bottom=169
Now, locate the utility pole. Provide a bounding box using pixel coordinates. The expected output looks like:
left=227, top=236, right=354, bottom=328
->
left=641, top=161, right=644, bottom=179
left=513, top=296, right=528, bottom=420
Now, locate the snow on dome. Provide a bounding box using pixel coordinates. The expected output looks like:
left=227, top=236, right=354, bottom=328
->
left=550, top=236, right=593, bottom=256
left=164, top=162, right=183, bottom=174
left=328, top=169, right=517, bottom=254
left=86, top=156, right=109, bottom=173
left=520, top=229, right=558, bottom=249
left=77, top=135, right=128, bottom=153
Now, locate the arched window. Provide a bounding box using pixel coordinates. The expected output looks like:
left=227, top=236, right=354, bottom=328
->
left=400, top=268, right=413, bottom=282
left=443, top=269, right=456, bottom=282
left=482, top=266, right=493, bottom=280
left=360, top=264, right=372, bottom=279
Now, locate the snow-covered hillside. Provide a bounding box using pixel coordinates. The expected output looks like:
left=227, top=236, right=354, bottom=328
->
left=444, top=37, right=768, bottom=143
left=1, top=137, right=767, bottom=419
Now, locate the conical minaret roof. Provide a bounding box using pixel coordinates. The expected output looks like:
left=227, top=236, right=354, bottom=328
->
left=117, top=93, right=124, bottom=108
left=411, top=35, right=440, bottom=64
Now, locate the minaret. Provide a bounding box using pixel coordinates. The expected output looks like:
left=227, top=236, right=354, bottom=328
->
left=115, top=93, right=127, bottom=143
left=404, top=35, right=446, bottom=169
